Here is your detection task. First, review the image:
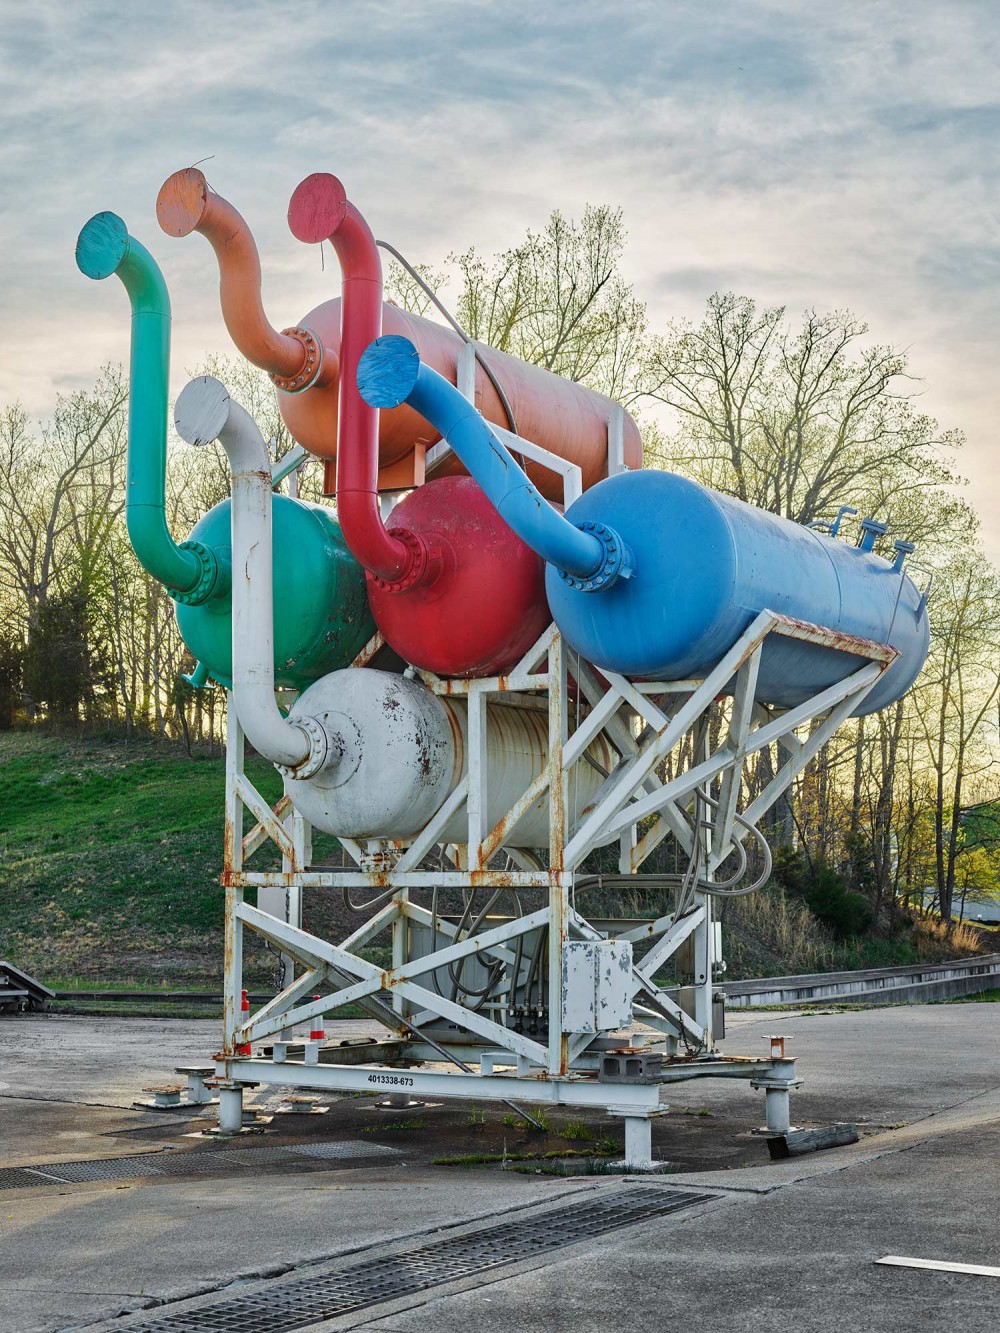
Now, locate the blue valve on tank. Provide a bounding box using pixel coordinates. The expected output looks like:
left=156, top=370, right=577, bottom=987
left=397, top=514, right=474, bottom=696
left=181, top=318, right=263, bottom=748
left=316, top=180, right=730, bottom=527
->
left=858, top=517, right=889, bottom=552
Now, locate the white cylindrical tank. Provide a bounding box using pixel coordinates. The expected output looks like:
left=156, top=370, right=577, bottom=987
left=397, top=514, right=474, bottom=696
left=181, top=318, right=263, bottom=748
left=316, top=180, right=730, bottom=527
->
left=284, top=669, right=613, bottom=846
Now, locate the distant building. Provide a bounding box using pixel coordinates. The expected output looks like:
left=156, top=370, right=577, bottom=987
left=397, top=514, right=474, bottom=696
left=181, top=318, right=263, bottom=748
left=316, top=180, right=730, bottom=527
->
left=918, top=892, right=1000, bottom=924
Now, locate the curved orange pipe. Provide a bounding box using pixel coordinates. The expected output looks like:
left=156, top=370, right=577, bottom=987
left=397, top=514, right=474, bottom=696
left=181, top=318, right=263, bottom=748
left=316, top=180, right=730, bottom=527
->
left=156, top=168, right=337, bottom=391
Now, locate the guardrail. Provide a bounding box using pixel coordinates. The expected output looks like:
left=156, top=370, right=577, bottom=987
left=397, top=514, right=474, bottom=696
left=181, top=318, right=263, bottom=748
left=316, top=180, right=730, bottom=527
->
left=718, top=953, right=1000, bottom=1008
left=45, top=954, right=1000, bottom=1012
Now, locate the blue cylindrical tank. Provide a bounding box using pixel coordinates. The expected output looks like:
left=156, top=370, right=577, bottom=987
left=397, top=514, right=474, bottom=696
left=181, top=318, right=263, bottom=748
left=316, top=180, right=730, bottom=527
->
left=545, top=470, right=929, bottom=715
left=356, top=336, right=931, bottom=719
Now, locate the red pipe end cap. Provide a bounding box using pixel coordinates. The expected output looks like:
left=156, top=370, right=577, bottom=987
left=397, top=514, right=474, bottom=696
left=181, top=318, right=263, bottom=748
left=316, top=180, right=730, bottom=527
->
left=288, top=173, right=348, bottom=244
left=157, top=167, right=210, bottom=237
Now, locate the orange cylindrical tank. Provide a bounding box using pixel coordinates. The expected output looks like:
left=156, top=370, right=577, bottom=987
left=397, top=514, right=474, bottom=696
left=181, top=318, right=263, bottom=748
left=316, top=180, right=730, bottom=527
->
left=156, top=169, right=643, bottom=500
left=279, top=299, right=643, bottom=497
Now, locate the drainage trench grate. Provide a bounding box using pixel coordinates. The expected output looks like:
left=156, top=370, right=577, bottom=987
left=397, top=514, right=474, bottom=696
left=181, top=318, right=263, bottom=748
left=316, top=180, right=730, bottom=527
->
left=283, top=1142, right=401, bottom=1161
left=0, top=1142, right=404, bottom=1189
left=135, top=1187, right=716, bottom=1332
left=28, top=1156, right=171, bottom=1183
left=0, top=1168, right=60, bottom=1190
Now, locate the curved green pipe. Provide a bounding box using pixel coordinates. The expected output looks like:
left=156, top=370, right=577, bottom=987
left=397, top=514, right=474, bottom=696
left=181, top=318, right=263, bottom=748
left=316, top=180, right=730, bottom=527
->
left=75, top=212, right=224, bottom=604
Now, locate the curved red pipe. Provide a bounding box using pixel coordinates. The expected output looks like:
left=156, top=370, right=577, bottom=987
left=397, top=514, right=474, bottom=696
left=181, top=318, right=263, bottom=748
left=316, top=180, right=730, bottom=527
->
left=288, top=173, right=423, bottom=587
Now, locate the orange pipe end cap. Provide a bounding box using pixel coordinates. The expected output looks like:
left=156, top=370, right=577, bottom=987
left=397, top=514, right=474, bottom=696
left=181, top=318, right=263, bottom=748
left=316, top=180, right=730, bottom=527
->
left=288, top=173, right=348, bottom=244
left=157, top=167, right=210, bottom=237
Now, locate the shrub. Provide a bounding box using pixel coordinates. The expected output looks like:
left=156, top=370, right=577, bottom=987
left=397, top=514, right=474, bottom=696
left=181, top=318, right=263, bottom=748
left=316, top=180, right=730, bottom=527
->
left=772, top=847, right=873, bottom=939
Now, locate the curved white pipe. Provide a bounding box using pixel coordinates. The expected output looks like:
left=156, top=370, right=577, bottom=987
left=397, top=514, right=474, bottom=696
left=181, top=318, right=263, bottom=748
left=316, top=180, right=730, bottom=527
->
left=174, top=376, right=329, bottom=778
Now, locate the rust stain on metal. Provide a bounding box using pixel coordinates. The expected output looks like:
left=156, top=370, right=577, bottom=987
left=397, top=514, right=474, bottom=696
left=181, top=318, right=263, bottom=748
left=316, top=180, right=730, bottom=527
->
left=223, top=819, right=237, bottom=875
left=769, top=612, right=898, bottom=664
left=351, top=630, right=386, bottom=669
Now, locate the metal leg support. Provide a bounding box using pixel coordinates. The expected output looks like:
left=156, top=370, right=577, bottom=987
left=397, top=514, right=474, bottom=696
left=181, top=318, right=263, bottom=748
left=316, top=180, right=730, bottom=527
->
left=185, top=1073, right=213, bottom=1105
left=607, top=1106, right=669, bottom=1172
left=218, top=1086, right=244, bottom=1134
left=751, top=1058, right=801, bottom=1134
left=624, top=1114, right=652, bottom=1167
left=765, top=1086, right=791, bottom=1135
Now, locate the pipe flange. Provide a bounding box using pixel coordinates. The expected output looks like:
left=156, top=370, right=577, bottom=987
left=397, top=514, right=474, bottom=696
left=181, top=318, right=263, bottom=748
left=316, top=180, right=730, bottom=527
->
left=169, top=541, right=220, bottom=606
left=271, top=327, right=324, bottom=393
left=559, top=521, right=633, bottom=593
left=274, top=715, right=328, bottom=781
left=370, top=528, right=440, bottom=593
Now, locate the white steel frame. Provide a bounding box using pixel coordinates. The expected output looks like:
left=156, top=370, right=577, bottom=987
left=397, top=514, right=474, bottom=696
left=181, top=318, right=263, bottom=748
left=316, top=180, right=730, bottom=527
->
left=215, top=609, right=896, bottom=1153
left=211, top=347, right=899, bottom=1161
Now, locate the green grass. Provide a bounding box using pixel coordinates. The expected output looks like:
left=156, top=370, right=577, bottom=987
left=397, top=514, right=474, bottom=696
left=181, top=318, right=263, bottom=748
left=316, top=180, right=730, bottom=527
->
left=49, top=999, right=223, bottom=1019
left=361, top=1119, right=429, bottom=1133
left=557, top=1119, right=593, bottom=1141
left=935, top=988, right=1000, bottom=1004
left=432, top=1144, right=622, bottom=1168
left=0, top=730, right=342, bottom=987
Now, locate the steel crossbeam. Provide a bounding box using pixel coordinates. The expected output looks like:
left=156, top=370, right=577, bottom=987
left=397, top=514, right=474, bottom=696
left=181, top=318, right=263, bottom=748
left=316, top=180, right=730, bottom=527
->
left=236, top=901, right=551, bottom=1061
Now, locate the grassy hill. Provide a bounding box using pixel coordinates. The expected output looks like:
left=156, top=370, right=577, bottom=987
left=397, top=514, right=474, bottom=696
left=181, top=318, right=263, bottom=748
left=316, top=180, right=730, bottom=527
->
left=1, top=730, right=992, bottom=994
left=0, top=730, right=286, bottom=988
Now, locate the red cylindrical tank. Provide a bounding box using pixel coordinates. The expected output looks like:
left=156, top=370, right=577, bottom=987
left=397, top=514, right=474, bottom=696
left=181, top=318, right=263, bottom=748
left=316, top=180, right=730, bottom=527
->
left=370, top=475, right=549, bottom=677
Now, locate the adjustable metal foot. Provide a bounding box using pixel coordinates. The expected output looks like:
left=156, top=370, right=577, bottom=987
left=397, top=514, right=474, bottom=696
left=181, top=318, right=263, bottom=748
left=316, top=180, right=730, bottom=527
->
left=751, top=1042, right=801, bottom=1135
left=218, top=1086, right=244, bottom=1134
left=764, top=1085, right=792, bottom=1134
left=606, top=1106, right=670, bottom=1172
left=175, top=1066, right=216, bottom=1105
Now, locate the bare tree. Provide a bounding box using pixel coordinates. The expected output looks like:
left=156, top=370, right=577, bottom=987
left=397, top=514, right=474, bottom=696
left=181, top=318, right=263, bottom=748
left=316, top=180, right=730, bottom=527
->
left=641, top=296, right=963, bottom=527
left=913, top=555, right=1000, bottom=921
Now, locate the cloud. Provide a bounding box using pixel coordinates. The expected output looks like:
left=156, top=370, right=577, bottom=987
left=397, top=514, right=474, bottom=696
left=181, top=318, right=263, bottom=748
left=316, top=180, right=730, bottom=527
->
left=1, top=0, right=998, bottom=556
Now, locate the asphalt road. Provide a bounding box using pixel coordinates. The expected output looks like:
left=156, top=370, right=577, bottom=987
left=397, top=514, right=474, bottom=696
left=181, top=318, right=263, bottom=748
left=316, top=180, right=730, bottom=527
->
left=0, top=1002, right=997, bottom=1332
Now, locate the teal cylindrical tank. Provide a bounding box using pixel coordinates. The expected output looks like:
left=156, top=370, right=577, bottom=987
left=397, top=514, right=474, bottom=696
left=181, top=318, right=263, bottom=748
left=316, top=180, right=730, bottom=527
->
left=175, top=494, right=375, bottom=690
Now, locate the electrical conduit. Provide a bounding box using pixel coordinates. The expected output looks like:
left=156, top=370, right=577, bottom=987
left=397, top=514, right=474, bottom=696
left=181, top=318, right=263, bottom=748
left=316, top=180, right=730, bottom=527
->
left=286, top=174, right=427, bottom=587
left=173, top=376, right=334, bottom=780
left=357, top=336, right=632, bottom=591
left=75, top=212, right=222, bottom=604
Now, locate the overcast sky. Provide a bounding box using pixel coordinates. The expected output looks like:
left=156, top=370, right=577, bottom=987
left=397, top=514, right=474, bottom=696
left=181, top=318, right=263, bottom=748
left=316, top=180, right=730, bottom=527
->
left=1, top=1, right=997, bottom=559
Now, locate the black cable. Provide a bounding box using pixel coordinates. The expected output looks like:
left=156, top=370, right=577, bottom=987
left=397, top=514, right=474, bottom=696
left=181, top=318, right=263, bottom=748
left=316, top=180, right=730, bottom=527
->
left=376, top=238, right=519, bottom=437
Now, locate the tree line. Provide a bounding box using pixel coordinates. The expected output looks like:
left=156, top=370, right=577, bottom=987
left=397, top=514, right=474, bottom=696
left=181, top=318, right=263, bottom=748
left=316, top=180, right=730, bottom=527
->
left=1, top=204, right=997, bottom=923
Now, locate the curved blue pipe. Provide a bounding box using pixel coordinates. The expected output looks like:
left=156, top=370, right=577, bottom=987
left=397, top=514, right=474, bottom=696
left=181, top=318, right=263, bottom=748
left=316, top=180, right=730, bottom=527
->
left=357, top=335, right=614, bottom=582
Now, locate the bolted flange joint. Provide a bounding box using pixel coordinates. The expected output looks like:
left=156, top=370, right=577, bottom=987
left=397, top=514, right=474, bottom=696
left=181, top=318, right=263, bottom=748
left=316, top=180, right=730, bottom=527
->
left=275, top=715, right=329, bottom=781
left=371, top=528, right=444, bottom=594
left=271, top=327, right=324, bottom=394
left=558, top=520, right=634, bottom=593
left=169, top=541, right=223, bottom=606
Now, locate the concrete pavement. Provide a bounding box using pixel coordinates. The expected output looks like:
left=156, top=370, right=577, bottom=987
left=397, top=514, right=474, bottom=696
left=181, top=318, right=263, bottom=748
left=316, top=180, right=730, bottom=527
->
left=0, top=1001, right=997, bottom=1332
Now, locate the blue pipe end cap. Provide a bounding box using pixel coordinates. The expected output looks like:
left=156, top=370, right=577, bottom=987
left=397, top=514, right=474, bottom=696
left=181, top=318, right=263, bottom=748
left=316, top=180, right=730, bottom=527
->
left=357, top=335, right=420, bottom=409
left=76, top=211, right=129, bottom=280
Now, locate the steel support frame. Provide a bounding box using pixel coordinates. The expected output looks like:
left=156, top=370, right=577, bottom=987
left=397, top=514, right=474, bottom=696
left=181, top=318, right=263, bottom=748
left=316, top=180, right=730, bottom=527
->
left=218, top=609, right=893, bottom=1150
left=213, top=360, right=898, bottom=1156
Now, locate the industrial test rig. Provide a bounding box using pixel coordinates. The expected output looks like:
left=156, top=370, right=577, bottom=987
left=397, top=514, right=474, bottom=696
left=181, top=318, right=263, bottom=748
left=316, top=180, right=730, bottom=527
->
left=76, top=168, right=930, bottom=1167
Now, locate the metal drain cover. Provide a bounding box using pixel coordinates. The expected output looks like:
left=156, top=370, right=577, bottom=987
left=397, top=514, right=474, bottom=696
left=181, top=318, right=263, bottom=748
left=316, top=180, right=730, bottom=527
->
left=0, top=1141, right=406, bottom=1191
left=27, top=1156, right=169, bottom=1183
left=282, top=1141, right=403, bottom=1160
left=135, top=1187, right=715, bottom=1331
left=0, top=1168, right=59, bottom=1190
